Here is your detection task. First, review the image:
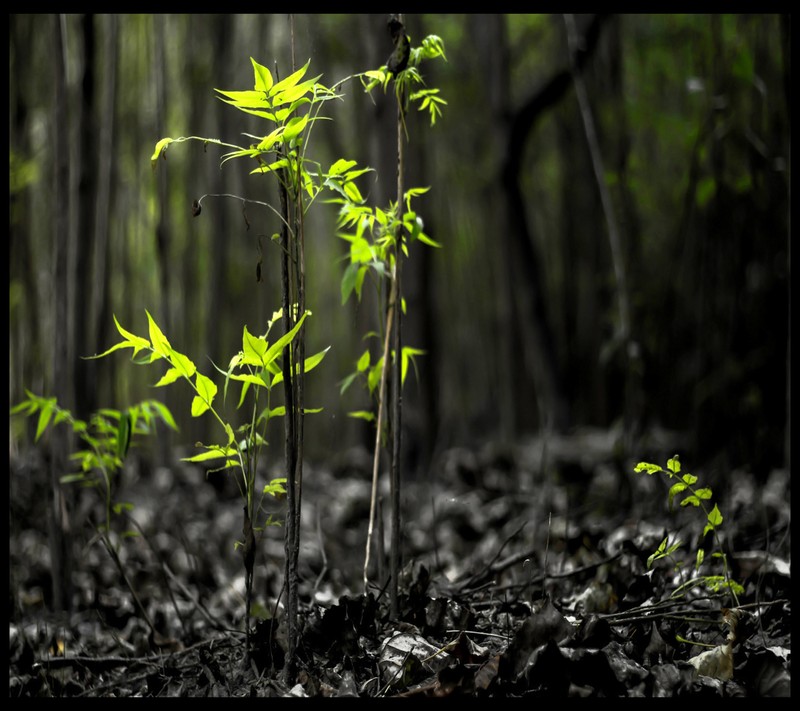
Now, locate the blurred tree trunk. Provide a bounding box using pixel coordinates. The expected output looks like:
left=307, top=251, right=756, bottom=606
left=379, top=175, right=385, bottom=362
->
left=206, top=14, right=234, bottom=375
left=473, top=14, right=520, bottom=440
left=9, top=15, right=44, bottom=410
left=152, top=14, right=173, bottom=463
left=74, top=13, right=98, bottom=421
left=92, top=13, right=119, bottom=405
left=780, top=13, right=790, bottom=473
left=499, top=17, right=611, bottom=435
left=606, top=16, right=644, bottom=449
left=563, top=13, right=640, bottom=443
left=50, top=13, right=75, bottom=613
left=153, top=15, right=171, bottom=337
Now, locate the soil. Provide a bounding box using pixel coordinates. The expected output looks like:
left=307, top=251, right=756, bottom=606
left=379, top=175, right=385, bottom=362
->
left=8, top=429, right=792, bottom=697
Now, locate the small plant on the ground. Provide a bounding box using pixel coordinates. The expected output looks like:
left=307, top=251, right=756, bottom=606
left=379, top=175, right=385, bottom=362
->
left=633, top=455, right=743, bottom=605
left=10, top=391, right=177, bottom=642
left=88, top=307, right=327, bottom=662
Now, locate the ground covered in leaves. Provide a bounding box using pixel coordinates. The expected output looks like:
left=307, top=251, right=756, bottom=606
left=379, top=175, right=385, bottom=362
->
left=9, top=428, right=792, bottom=697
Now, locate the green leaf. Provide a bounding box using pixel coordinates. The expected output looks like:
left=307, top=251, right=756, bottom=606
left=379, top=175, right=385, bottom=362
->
left=707, top=504, right=723, bottom=527
left=151, top=137, right=173, bottom=168
left=348, top=410, right=375, bottom=422
left=273, top=77, right=321, bottom=107
left=181, top=446, right=237, bottom=463
left=228, top=372, right=267, bottom=388
left=191, top=395, right=209, bottom=417
left=400, top=346, right=425, bottom=385
left=196, top=371, right=218, bottom=400
left=172, top=351, right=196, bottom=379
left=668, top=481, right=688, bottom=509
left=117, top=411, right=132, bottom=460
left=367, top=359, right=383, bottom=394
left=339, top=371, right=359, bottom=395
left=343, top=180, right=364, bottom=204
left=269, top=59, right=311, bottom=96
left=262, top=310, right=310, bottom=368
left=154, top=367, right=183, bottom=387
left=263, top=478, right=287, bottom=497
left=242, top=325, right=268, bottom=366
left=634, top=462, right=663, bottom=475
left=88, top=314, right=151, bottom=359
left=414, top=229, right=442, bottom=248
left=10, top=394, right=37, bottom=417
left=695, top=548, right=705, bottom=570
left=357, top=349, right=371, bottom=372
left=283, top=114, right=309, bottom=143
left=214, top=88, right=271, bottom=108
left=251, top=57, right=273, bottom=92
left=271, top=345, right=330, bottom=387
left=35, top=399, right=57, bottom=441
left=149, top=400, right=178, bottom=431
left=250, top=158, right=289, bottom=176
left=146, top=311, right=171, bottom=358
left=329, top=158, right=358, bottom=176
left=667, top=456, right=681, bottom=474
left=256, top=126, right=286, bottom=152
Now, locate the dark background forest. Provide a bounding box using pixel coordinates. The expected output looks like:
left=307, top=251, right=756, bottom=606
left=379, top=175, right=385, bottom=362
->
left=7, top=13, right=792, bottom=697
left=9, top=13, right=790, bottom=479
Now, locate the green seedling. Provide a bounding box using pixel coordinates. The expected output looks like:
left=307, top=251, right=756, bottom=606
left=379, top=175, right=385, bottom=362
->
left=336, top=21, right=446, bottom=610
left=89, top=307, right=328, bottom=661
left=10, top=391, right=177, bottom=640
left=633, top=455, right=743, bottom=605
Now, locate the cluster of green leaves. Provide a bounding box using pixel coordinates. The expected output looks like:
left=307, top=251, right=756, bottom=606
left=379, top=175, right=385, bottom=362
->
left=633, top=456, right=743, bottom=603
left=333, top=188, right=437, bottom=422
left=361, top=34, right=448, bottom=125
left=152, top=58, right=349, bottom=217
left=91, top=308, right=327, bottom=537
left=334, top=35, right=447, bottom=425
left=11, top=391, right=176, bottom=536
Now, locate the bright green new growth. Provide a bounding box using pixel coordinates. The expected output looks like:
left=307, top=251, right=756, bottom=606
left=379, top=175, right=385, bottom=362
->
left=91, top=308, right=328, bottom=534
left=335, top=35, right=447, bottom=427
left=633, top=455, right=743, bottom=605
left=361, top=33, right=448, bottom=126
left=10, top=390, right=178, bottom=643
left=334, top=189, right=437, bottom=422
left=11, top=391, right=177, bottom=538
left=89, top=306, right=328, bottom=660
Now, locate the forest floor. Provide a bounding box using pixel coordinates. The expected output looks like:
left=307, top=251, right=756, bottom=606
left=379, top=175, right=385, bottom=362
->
left=8, top=428, right=792, bottom=697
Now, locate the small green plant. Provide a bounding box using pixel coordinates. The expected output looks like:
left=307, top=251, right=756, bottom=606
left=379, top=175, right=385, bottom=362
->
left=89, top=307, right=328, bottom=661
left=10, top=391, right=177, bottom=640
left=633, top=455, right=743, bottom=605
left=333, top=20, right=446, bottom=609
left=11, top=392, right=176, bottom=532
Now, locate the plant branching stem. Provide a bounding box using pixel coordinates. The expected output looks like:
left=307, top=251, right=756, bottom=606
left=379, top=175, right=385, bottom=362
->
left=389, top=75, right=406, bottom=619
left=364, top=295, right=395, bottom=593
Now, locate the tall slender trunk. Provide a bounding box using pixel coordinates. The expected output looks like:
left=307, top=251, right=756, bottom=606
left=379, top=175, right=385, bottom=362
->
left=50, top=13, right=74, bottom=614
left=74, top=13, right=98, bottom=421
left=92, top=13, right=118, bottom=405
